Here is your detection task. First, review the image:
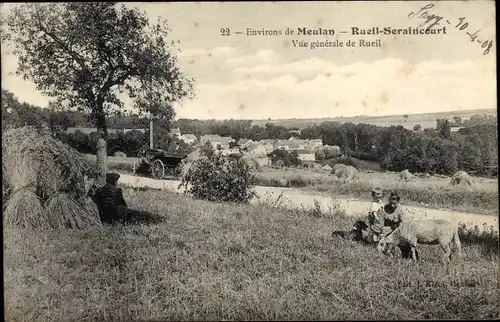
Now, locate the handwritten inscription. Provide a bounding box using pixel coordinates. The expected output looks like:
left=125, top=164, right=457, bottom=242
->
left=408, top=3, right=494, bottom=55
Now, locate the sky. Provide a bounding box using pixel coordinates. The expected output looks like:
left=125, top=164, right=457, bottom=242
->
left=1, top=1, right=496, bottom=120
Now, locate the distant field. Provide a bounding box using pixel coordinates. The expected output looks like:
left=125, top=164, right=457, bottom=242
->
left=251, top=108, right=497, bottom=130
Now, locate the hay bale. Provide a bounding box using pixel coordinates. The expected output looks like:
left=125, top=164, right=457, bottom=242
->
left=2, top=126, right=101, bottom=229
left=44, top=194, right=101, bottom=229
left=450, top=171, right=473, bottom=186
left=332, top=163, right=347, bottom=173
left=399, top=169, right=414, bottom=182
left=3, top=126, right=94, bottom=198
left=114, top=151, right=127, bottom=158
left=3, top=189, right=48, bottom=228
left=312, top=163, right=322, bottom=170
left=332, top=165, right=358, bottom=181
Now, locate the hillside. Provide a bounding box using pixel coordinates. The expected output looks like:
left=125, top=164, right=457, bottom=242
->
left=250, top=108, right=497, bottom=130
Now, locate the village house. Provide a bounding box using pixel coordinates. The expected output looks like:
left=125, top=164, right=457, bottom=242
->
left=252, top=153, right=271, bottom=167
left=275, top=140, right=300, bottom=151
left=201, top=134, right=235, bottom=150
left=296, top=149, right=316, bottom=161
left=178, top=133, right=197, bottom=145
left=304, top=139, right=323, bottom=150
left=257, top=139, right=278, bottom=153
left=246, top=142, right=267, bottom=155
left=169, top=128, right=181, bottom=137
left=237, top=138, right=254, bottom=149
left=450, top=127, right=464, bottom=133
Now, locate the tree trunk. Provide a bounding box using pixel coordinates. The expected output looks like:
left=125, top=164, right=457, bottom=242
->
left=96, top=138, right=107, bottom=186
left=95, top=113, right=108, bottom=186
left=149, top=118, right=154, bottom=149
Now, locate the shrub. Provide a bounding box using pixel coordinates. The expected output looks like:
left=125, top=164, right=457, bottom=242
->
left=180, top=153, right=257, bottom=203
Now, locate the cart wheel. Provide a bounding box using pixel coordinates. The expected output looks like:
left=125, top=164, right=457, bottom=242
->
left=151, top=159, right=165, bottom=180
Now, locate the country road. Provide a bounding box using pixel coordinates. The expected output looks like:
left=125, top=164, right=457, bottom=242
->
left=118, top=173, right=499, bottom=232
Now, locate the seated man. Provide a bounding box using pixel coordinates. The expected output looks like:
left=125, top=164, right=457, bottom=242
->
left=91, top=173, right=162, bottom=225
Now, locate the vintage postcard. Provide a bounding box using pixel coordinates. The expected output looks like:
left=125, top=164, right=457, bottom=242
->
left=1, top=1, right=498, bottom=321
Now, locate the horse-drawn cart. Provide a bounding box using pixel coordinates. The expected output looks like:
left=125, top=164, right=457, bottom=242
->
left=133, top=146, right=187, bottom=180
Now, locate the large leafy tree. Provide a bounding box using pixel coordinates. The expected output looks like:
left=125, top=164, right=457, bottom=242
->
left=3, top=2, right=193, bottom=135
left=2, top=2, right=194, bottom=182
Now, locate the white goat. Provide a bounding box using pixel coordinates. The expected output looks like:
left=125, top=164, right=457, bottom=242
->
left=377, top=219, right=463, bottom=262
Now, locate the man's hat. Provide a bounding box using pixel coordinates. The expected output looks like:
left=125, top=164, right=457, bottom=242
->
left=106, top=172, right=121, bottom=184
left=371, top=187, right=383, bottom=196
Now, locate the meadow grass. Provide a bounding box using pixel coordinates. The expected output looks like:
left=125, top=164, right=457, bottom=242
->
left=4, top=188, right=499, bottom=321
left=86, top=154, right=498, bottom=214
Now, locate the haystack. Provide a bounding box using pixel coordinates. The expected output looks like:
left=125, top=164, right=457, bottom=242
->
left=332, top=163, right=347, bottom=172
left=399, top=169, right=414, bottom=182
left=2, top=126, right=101, bottom=229
left=450, top=171, right=473, bottom=187
left=332, top=165, right=358, bottom=181
left=311, top=163, right=322, bottom=170
left=322, top=165, right=333, bottom=171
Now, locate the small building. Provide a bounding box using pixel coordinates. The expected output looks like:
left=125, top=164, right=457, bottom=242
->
left=170, top=128, right=181, bottom=136
left=179, top=133, right=197, bottom=145
left=247, top=142, right=267, bottom=155
left=296, top=149, right=315, bottom=161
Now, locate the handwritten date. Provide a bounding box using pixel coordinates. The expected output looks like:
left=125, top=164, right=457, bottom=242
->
left=408, top=4, right=493, bottom=56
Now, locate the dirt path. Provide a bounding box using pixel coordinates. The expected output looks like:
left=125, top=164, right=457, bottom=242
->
left=118, top=173, right=498, bottom=232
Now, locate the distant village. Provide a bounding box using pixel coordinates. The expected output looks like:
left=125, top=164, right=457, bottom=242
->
left=66, top=126, right=328, bottom=167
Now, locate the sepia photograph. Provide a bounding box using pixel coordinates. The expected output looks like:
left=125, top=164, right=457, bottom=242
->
left=1, top=1, right=498, bottom=320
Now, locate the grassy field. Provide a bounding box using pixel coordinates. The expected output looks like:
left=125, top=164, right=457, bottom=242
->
left=4, top=188, right=499, bottom=321
left=87, top=154, right=499, bottom=215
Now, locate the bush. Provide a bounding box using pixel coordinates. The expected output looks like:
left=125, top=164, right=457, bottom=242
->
left=180, top=153, right=257, bottom=203
left=326, top=156, right=358, bottom=169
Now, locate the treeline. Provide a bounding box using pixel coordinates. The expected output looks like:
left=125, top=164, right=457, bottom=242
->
left=54, top=127, right=194, bottom=158
left=2, top=89, right=497, bottom=176
left=1, top=89, right=193, bottom=157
